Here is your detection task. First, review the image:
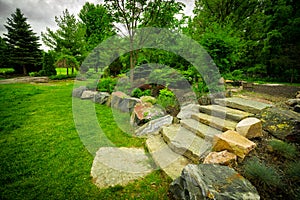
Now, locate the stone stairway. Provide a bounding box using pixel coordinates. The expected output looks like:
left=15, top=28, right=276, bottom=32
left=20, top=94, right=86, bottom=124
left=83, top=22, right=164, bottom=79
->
left=146, top=97, right=271, bottom=179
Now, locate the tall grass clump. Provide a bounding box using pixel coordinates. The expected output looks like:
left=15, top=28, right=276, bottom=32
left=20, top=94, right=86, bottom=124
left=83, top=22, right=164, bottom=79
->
left=285, top=161, right=300, bottom=181
left=268, top=139, right=298, bottom=159
left=244, top=158, right=281, bottom=188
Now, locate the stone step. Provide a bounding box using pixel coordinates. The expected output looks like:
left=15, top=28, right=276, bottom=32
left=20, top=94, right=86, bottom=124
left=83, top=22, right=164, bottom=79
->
left=161, top=125, right=212, bottom=163
left=214, top=97, right=272, bottom=114
left=146, top=134, right=190, bottom=180
left=191, top=113, right=237, bottom=131
left=199, top=105, right=253, bottom=122
left=181, top=118, right=222, bottom=141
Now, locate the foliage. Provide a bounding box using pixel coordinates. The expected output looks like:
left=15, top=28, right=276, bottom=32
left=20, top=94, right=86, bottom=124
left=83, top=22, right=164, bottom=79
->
left=55, top=54, right=79, bottom=75
left=42, top=9, right=87, bottom=64
left=0, top=36, right=10, bottom=68
left=3, top=8, right=42, bottom=75
left=157, top=88, right=178, bottom=109
left=268, top=139, right=298, bottom=159
left=79, top=2, right=115, bottom=51
left=97, top=77, right=117, bottom=93
left=41, top=51, right=57, bottom=76
left=131, top=88, right=151, bottom=98
left=49, top=74, right=76, bottom=80
left=0, top=68, right=15, bottom=76
left=244, top=157, right=282, bottom=188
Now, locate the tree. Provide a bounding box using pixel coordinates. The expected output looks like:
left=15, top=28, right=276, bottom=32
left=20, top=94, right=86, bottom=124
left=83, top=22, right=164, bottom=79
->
left=4, top=8, right=42, bottom=75
left=0, top=36, right=10, bottom=68
left=104, top=0, right=185, bottom=81
left=41, top=51, right=57, bottom=76
left=55, top=54, right=79, bottom=75
left=42, top=9, right=86, bottom=64
left=79, top=2, right=115, bottom=51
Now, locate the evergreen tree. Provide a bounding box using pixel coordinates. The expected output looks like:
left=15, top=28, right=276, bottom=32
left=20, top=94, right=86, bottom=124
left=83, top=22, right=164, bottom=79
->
left=0, top=36, right=10, bottom=68
left=4, top=8, right=42, bottom=75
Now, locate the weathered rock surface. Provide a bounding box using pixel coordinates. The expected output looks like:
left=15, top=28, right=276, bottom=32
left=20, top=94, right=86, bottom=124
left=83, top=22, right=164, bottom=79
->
left=92, top=92, right=110, bottom=104
left=199, top=104, right=252, bottom=122
left=203, top=150, right=237, bottom=167
left=162, top=125, right=212, bottom=163
left=177, top=104, right=200, bottom=120
left=81, top=90, right=98, bottom=99
left=169, top=164, right=260, bottom=200
left=286, top=99, right=300, bottom=107
left=91, top=147, right=153, bottom=189
left=180, top=118, right=222, bottom=141
left=236, top=117, right=263, bottom=139
left=212, top=130, right=256, bottom=159
left=146, top=134, right=190, bottom=180
left=215, top=97, right=272, bottom=114
left=258, top=107, right=300, bottom=142
left=72, top=86, right=87, bottom=98
left=135, top=115, right=173, bottom=137
left=130, top=102, right=166, bottom=125
left=111, top=91, right=140, bottom=113
left=192, top=112, right=237, bottom=131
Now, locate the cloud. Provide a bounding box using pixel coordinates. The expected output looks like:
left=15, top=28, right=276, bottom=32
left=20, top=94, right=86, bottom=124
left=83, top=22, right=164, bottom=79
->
left=0, top=0, right=194, bottom=50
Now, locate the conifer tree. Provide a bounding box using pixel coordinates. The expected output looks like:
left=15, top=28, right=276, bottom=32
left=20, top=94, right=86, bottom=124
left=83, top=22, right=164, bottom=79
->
left=4, top=8, right=42, bottom=75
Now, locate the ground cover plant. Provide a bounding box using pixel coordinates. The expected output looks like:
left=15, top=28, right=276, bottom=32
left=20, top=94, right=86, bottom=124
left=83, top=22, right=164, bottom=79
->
left=0, top=81, right=171, bottom=199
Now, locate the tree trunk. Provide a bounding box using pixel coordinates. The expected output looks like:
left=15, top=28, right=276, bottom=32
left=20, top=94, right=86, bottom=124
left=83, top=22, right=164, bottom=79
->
left=72, top=66, right=74, bottom=74
left=23, top=65, right=27, bottom=75
left=67, top=68, right=69, bottom=75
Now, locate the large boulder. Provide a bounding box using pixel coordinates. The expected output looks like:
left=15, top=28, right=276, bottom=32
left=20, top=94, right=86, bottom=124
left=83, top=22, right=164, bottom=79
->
left=72, top=86, right=87, bottom=98
left=212, top=130, right=256, bottom=159
left=236, top=117, right=263, bottom=139
left=111, top=91, right=140, bottom=113
left=130, top=102, right=166, bottom=126
left=92, top=92, right=110, bottom=104
left=81, top=90, right=98, bottom=100
left=169, top=164, right=260, bottom=200
left=257, top=107, right=300, bottom=142
left=135, top=115, right=173, bottom=137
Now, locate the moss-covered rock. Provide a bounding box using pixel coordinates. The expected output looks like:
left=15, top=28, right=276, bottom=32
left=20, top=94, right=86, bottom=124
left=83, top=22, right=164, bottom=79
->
left=257, top=107, right=300, bottom=142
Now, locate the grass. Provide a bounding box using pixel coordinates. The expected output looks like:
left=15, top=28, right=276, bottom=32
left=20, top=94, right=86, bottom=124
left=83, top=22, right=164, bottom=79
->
left=56, top=68, right=78, bottom=75
left=244, top=158, right=281, bottom=189
left=268, top=139, right=298, bottom=159
left=0, top=81, right=171, bottom=199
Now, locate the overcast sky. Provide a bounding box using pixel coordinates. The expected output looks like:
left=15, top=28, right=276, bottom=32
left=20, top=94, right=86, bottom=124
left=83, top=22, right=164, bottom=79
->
left=0, top=0, right=195, bottom=50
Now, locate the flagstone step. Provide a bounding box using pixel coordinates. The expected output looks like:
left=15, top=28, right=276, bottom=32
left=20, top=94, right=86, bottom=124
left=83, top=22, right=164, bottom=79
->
left=146, top=134, right=190, bottom=180
left=191, top=112, right=237, bottom=131
left=181, top=118, right=222, bottom=141
left=199, top=105, right=253, bottom=122
left=214, top=97, right=272, bottom=114
left=161, top=125, right=212, bottom=163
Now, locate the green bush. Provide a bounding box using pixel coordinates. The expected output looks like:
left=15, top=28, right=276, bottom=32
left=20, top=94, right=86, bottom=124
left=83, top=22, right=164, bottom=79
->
left=131, top=88, right=151, bottom=98
left=157, top=88, right=178, bottom=109
left=244, top=158, right=281, bottom=188
left=97, top=77, right=117, bottom=93
left=268, top=139, right=298, bottom=159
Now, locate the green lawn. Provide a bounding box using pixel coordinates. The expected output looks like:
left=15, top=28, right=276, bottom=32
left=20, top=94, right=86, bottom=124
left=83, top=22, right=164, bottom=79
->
left=0, top=81, right=171, bottom=199
left=56, top=68, right=78, bottom=75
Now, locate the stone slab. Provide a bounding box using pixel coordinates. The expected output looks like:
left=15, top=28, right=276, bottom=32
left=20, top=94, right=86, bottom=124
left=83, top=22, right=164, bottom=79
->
left=191, top=113, right=237, bottom=131
left=135, top=115, right=173, bottom=137
left=180, top=118, right=222, bottom=141
left=177, top=104, right=201, bottom=120
left=146, top=134, right=190, bottom=180
left=199, top=104, right=252, bottom=122
left=162, top=125, right=212, bottom=163
left=215, top=97, right=272, bottom=114
left=212, top=130, right=256, bottom=159
left=91, top=147, right=153, bottom=188
left=236, top=117, right=263, bottom=139
left=203, top=150, right=237, bottom=167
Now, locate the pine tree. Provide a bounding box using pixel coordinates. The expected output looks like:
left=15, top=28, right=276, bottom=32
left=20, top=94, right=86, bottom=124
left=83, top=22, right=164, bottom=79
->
left=4, top=8, right=42, bottom=75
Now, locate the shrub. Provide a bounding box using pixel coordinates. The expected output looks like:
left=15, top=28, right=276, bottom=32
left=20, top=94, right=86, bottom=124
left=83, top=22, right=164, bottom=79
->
left=131, top=88, right=151, bottom=98
left=244, top=158, right=281, bottom=188
left=268, top=139, right=298, bottom=159
left=157, top=88, right=178, bottom=109
left=97, top=77, right=117, bottom=93
left=49, top=74, right=76, bottom=80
